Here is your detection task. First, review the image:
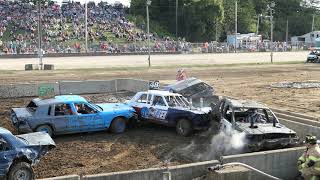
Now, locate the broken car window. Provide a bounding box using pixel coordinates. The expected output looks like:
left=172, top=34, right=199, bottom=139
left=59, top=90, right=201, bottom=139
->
left=27, top=101, right=38, bottom=112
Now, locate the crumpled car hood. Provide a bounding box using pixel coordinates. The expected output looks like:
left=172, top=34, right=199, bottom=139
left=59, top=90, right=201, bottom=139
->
left=17, top=132, right=56, bottom=148
left=236, top=123, right=296, bottom=135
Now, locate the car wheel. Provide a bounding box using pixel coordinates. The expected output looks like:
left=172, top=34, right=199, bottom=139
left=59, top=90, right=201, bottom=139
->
left=36, top=125, right=53, bottom=137
left=110, top=117, right=126, bottom=133
left=8, top=162, right=34, bottom=180
left=176, top=119, right=192, bottom=136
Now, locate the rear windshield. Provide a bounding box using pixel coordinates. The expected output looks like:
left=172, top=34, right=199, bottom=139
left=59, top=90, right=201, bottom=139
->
left=27, top=101, right=38, bottom=112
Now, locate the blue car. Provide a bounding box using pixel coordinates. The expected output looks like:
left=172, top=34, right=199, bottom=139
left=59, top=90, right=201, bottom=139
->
left=0, top=127, right=55, bottom=179
left=11, top=95, right=136, bottom=136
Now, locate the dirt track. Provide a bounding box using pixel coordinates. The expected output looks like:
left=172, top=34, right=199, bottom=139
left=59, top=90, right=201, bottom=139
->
left=0, top=51, right=308, bottom=70
left=0, top=62, right=320, bottom=178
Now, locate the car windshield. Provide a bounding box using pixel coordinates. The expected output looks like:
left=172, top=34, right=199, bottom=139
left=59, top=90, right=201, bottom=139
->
left=165, top=95, right=190, bottom=107
left=232, top=107, right=278, bottom=124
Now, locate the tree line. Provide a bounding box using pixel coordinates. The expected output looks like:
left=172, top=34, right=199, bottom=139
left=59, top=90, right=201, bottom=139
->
left=129, top=0, right=320, bottom=42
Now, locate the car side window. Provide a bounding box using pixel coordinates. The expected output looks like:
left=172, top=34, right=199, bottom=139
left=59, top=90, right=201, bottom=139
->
left=136, top=94, right=148, bottom=103
left=152, top=96, right=166, bottom=106
left=0, top=137, right=10, bottom=152
left=74, top=103, right=97, bottom=114
left=54, top=103, right=74, bottom=116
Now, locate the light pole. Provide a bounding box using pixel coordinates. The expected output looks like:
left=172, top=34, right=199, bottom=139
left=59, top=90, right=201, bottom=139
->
left=37, top=1, right=43, bottom=70
left=146, top=0, right=151, bottom=67
left=176, top=0, right=178, bottom=39
left=256, top=14, right=262, bottom=35
left=235, top=0, right=237, bottom=53
left=85, top=0, right=88, bottom=53
left=267, top=2, right=275, bottom=63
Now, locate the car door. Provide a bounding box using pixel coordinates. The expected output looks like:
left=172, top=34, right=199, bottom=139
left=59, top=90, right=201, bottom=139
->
left=148, top=95, right=169, bottom=124
left=74, top=103, right=104, bottom=131
left=51, top=103, right=78, bottom=133
left=0, top=137, right=15, bottom=176
left=131, top=93, right=152, bottom=117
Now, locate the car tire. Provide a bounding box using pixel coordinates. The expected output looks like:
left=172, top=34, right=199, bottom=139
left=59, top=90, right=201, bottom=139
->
left=176, top=119, right=192, bottom=136
left=8, top=162, right=34, bottom=180
left=36, top=125, right=53, bottom=137
left=110, top=117, right=126, bottom=134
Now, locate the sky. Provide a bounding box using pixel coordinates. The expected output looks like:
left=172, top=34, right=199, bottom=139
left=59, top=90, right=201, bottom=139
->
left=55, top=0, right=131, bottom=6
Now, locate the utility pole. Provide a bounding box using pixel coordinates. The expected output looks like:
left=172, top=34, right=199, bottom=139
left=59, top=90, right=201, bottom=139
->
left=175, top=0, right=178, bottom=39
left=256, top=14, right=262, bottom=35
left=85, top=0, right=88, bottom=53
left=235, top=0, right=237, bottom=53
left=268, top=2, right=275, bottom=64
left=37, top=1, right=43, bottom=70
left=286, top=19, right=288, bottom=45
left=146, top=0, right=151, bottom=67
left=312, top=14, right=315, bottom=32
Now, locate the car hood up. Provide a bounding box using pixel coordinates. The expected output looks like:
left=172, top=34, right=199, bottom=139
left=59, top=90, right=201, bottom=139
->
left=17, top=132, right=56, bottom=149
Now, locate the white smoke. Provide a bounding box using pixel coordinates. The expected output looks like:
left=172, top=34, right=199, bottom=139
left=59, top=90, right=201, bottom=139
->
left=165, top=129, right=248, bottom=162
left=196, top=129, right=247, bottom=161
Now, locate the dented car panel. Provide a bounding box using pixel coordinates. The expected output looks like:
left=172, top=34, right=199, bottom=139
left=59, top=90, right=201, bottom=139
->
left=128, top=90, right=212, bottom=132
left=0, top=128, right=55, bottom=177
left=217, top=98, right=299, bottom=151
left=11, top=95, right=136, bottom=135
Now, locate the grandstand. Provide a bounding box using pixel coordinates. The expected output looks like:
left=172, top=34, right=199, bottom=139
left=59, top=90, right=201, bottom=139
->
left=0, top=0, right=179, bottom=54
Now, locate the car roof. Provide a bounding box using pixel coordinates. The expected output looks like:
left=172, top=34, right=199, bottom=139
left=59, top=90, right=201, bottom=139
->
left=35, top=95, right=88, bottom=106
left=0, top=127, right=12, bottom=135
left=166, top=78, right=205, bottom=91
left=225, top=98, right=269, bottom=109
left=140, top=90, right=183, bottom=96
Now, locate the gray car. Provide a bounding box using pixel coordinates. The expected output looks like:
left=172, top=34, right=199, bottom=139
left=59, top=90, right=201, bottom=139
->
left=214, top=97, right=299, bottom=151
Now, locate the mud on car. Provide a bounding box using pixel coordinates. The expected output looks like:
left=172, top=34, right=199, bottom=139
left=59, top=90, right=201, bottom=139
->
left=213, top=97, right=299, bottom=151
left=0, top=128, right=55, bottom=180
left=128, top=90, right=212, bottom=136
left=10, top=95, right=136, bottom=136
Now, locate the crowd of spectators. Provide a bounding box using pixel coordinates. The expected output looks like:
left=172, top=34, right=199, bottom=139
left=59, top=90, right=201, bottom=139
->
left=0, top=0, right=309, bottom=55
left=0, top=0, right=180, bottom=54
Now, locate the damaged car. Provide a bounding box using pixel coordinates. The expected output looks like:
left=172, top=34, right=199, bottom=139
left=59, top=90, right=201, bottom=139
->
left=164, top=77, right=217, bottom=107
left=128, top=90, right=212, bottom=136
left=0, top=127, right=55, bottom=179
left=11, top=95, right=136, bottom=136
left=214, top=97, right=299, bottom=151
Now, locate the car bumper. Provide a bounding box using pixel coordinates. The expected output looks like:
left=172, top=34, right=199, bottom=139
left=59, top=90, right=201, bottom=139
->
left=247, top=137, right=299, bottom=151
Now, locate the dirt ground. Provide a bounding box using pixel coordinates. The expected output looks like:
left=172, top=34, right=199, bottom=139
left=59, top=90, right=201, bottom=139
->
left=1, top=63, right=320, bottom=178
left=0, top=51, right=307, bottom=70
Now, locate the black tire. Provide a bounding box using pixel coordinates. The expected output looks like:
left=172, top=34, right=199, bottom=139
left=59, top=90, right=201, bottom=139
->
left=8, top=162, right=34, bottom=180
left=35, top=125, right=53, bottom=137
left=110, top=117, right=126, bottom=133
left=176, top=119, right=192, bottom=136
